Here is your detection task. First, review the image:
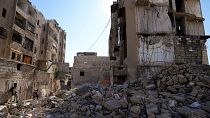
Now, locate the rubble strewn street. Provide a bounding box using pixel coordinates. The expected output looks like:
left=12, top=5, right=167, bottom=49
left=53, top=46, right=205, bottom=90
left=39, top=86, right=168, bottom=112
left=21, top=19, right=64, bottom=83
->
left=1, top=64, right=210, bottom=118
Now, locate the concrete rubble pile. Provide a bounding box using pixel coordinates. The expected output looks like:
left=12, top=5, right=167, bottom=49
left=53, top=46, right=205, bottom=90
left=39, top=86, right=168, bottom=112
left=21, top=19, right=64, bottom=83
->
left=1, top=64, right=210, bottom=118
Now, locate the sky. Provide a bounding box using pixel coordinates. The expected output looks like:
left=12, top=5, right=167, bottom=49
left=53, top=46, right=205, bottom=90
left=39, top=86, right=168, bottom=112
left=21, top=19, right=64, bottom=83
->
left=30, top=0, right=210, bottom=66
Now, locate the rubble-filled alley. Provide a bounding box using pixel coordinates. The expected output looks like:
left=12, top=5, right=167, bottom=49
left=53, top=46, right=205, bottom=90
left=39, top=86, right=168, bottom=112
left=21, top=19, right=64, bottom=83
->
left=1, top=64, right=210, bottom=118
left=1, top=0, right=210, bottom=117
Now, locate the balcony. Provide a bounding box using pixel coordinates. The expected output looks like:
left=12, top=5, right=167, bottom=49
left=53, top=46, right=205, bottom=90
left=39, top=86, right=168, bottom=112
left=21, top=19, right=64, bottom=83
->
left=15, top=12, right=26, bottom=30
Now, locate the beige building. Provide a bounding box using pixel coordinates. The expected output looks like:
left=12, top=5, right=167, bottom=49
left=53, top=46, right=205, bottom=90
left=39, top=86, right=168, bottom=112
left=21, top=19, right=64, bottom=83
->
left=72, top=52, right=117, bottom=88
left=0, top=0, right=66, bottom=67
left=109, top=0, right=210, bottom=82
left=0, top=0, right=67, bottom=103
left=0, top=0, right=18, bottom=59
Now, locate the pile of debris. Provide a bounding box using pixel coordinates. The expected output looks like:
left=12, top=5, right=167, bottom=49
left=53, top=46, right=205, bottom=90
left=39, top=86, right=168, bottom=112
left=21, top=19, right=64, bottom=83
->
left=0, top=64, right=210, bottom=118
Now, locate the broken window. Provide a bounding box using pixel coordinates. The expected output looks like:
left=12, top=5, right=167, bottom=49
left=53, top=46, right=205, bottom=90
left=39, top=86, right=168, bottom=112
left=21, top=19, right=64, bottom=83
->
left=175, top=0, right=185, bottom=12
left=0, top=27, right=7, bottom=39
left=2, top=8, right=6, bottom=18
left=80, top=71, right=84, bottom=76
left=23, top=37, right=34, bottom=51
left=12, top=31, right=22, bottom=44
left=17, top=54, right=21, bottom=61
left=41, top=50, right=43, bottom=54
left=23, top=55, right=32, bottom=64
left=27, top=22, right=35, bottom=33
left=11, top=52, right=16, bottom=60
left=15, top=12, right=26, bottom=30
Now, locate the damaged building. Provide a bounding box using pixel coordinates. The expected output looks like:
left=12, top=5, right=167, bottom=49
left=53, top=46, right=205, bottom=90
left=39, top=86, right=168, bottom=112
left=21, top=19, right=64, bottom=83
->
left=0, top=0, right=67, bottom=103
left=109, top=0, right=210, bottom=83
left=72, top=52, right=117, bottom=88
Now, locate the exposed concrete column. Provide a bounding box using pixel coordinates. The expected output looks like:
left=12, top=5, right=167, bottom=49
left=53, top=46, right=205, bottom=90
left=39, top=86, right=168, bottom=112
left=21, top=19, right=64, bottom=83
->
left=125, top=0, right=138, bottom=80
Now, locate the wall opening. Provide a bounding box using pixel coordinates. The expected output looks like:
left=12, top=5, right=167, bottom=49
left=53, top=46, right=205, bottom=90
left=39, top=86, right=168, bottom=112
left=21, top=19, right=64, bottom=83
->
left=27, top=22, right=35, bottom=33
left=12, top=31, right=22, bottom=44
left=11, top=52, right=16, bottom=60
left=115, top=76, right=126, bottom=84
left=176, top=17, right=186, bottom=35
left=24, top=37, right=34, bottom=51
left=0, top=27, right=7, bottom=39
left=15, top=12, right=26, bottom=30
left=80, top=71, right=84, bottom=76
left=17, top=63, right=22, bottom=70
left=2, top=8, right=7, bottom=18
left=23, top=55, right=32, bottom=64
left=175, top=0, right=185, bottom=12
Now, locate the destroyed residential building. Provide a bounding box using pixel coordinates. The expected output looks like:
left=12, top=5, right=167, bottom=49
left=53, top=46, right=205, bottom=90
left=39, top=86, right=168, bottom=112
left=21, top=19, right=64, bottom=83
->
left=109, top=0, right=210, bottom=83
left=72, top=52, right=117, bottom=88
left=0, top=0, right=67, bottom=103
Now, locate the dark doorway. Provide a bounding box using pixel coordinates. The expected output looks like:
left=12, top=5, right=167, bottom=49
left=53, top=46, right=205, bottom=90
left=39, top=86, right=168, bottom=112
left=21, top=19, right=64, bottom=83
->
left=175, top=0, right=185, bottom=12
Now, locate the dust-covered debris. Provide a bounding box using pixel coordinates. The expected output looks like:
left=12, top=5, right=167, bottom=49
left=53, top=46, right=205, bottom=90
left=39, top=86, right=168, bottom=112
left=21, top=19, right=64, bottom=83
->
left=1, top=64, right=210, bottom=118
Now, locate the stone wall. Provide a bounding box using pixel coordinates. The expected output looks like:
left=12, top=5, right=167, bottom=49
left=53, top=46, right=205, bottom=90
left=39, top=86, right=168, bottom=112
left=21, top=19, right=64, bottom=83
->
left=0, top=58, right=56, bottom=104
left=174, top=36, right=204, bottom=64
left=0, top=58, right=34, bottom=104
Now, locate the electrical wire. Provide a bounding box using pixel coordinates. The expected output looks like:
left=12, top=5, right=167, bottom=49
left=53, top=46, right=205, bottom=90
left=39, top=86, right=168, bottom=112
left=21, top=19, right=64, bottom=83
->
left=87, top=17, right=111, bottom=51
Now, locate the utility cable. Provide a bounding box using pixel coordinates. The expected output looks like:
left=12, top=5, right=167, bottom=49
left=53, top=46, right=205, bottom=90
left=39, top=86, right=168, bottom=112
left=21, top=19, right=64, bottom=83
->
left=87, top=17, right=111, bottom=51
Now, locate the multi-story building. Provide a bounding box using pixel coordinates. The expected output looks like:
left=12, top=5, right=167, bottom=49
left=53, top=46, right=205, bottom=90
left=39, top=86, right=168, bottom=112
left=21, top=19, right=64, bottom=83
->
left=0, top=0, right=17, bottom=59
left=42, top=21, right=67, bottom=64
left=0, top=0, right=67, bottom=103
left=0, top=0, right=66, bottom=68
left=109, top=0, right=210, bottom=83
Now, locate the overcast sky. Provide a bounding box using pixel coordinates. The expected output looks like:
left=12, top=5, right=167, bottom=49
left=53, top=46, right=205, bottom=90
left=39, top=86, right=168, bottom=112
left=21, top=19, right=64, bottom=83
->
left=30, top=0, right=210, bottom=66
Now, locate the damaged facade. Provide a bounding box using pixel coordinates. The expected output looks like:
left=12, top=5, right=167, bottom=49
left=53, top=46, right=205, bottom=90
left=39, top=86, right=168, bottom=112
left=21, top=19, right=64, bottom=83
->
left=0, top=0, right=67, bottom=104
left=109, top=0, right=210, bottom=83
left=72, top=52, right=117, bottom=88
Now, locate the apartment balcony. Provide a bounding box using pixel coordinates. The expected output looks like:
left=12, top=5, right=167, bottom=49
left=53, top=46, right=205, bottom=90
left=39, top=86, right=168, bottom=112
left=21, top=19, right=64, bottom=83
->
left=14, top=12, right=26, bottom=31
left=16, top=4, right=37, bottom=26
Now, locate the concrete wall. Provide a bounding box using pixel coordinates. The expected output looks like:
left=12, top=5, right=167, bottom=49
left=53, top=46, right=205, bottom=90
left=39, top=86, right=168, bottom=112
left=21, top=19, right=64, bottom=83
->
left=185, top=21, right=205, bottom=35
left=0, top=0, right=17, bottom=58
left=135, top=3, right=172, bottom=34
left=138, top=36, right=175, bottom=65
left=185, top=0, right=202, bottom=17
left=72, top=56, right=116, bottom=88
